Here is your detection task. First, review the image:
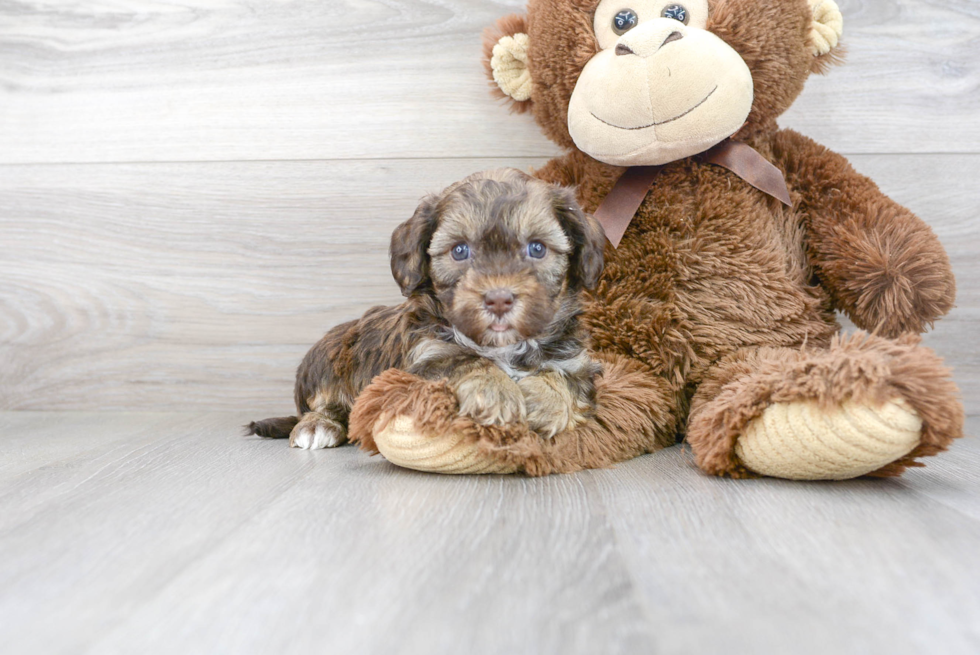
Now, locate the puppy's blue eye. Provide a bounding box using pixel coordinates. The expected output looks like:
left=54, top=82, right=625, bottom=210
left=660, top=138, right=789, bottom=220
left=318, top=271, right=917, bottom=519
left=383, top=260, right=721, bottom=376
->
left=662, top=4, right=688, bottom=23
left=527, top=241, right=547, bottom=259
left=451, top=243, right=470, bottom=261
left=612, top=9, right=638, bottom=35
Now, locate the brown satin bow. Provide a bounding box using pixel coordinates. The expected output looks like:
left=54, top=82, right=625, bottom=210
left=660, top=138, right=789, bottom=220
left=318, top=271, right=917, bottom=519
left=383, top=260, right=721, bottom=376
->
left=592, top=139, right=793, bottom=248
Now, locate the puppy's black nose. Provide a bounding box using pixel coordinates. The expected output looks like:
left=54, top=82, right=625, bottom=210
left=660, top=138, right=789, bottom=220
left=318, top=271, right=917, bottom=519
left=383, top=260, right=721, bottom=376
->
left=484, top=289, right=515, bottom=317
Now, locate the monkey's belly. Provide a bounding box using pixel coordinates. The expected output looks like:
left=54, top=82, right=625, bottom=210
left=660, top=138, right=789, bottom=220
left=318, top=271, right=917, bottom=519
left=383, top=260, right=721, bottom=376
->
left=588, top=220, right=837, bottom=378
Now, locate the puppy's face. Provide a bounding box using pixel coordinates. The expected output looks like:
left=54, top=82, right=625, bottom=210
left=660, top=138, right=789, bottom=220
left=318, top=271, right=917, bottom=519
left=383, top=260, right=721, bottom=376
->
left=391, top=169, right=605, bottom=347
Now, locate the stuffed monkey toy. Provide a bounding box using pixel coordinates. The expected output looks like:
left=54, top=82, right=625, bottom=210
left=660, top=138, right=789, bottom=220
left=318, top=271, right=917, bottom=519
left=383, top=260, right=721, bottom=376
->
left=350, top=0, right=963, bottom=480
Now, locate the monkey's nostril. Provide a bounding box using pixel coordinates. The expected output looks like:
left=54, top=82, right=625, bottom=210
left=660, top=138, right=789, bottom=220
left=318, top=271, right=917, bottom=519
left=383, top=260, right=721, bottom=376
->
left=615, top=43, right=635, bottom=57
left=484, top=289, right=515, bottom=317
left=662, top=31, right=683, bottom=48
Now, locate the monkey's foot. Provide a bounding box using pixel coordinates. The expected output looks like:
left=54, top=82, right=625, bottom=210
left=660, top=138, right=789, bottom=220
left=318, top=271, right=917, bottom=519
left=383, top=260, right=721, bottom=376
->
left=687, top=333, right=964, bottom=479
left=373, top=416, right=517, bottom=475
left=735, top=398, right=922, bottom=480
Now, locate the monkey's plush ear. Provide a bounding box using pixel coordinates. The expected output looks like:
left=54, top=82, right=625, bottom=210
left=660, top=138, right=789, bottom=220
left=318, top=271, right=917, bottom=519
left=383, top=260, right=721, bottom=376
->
left=808, top=0, right=845, bottom=73
left=483, top=14, right=533, bottom=113
left=390, top=197, right=439, bottom=297
left=552, top=187, right=605, bottom=291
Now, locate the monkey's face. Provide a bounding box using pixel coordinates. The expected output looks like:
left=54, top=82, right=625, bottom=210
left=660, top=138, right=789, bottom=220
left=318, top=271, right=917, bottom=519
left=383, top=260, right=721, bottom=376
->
left=568, top=0, right=753, bottom=166
left=485, top=0, right=842, bottom=164
left=389, top=170, right=605, bottom=348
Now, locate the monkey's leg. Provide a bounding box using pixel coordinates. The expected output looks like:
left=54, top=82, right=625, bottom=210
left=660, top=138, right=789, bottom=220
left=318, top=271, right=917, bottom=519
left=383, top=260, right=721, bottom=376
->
left=686, top=333, right=963, bottom=480
left=350, top=352, right=677, bottom=475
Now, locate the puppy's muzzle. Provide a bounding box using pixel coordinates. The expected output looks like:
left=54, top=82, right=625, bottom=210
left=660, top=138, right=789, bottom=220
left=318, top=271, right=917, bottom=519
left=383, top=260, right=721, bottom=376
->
left=484, top=289, right=515, bottom=318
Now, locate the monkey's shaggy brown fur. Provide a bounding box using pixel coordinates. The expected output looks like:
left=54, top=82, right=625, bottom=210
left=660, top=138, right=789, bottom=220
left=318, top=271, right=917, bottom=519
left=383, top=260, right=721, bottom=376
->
left=352, top=0, right=962, bottom=477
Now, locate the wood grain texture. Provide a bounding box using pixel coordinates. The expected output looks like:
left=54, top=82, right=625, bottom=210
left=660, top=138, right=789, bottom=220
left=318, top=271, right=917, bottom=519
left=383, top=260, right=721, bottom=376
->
left=0, top=0, right=978, bottom=164
left=0, top=411, right=977, bottom=654
left=2, top=154, right=977, bottom=414
left=0, top=157, right=533, bottom=411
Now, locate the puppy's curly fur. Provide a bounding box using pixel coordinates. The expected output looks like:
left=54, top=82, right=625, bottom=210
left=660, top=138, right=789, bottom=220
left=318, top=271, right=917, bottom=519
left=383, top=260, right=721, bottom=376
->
left=248, top=169, right=607, bottom=449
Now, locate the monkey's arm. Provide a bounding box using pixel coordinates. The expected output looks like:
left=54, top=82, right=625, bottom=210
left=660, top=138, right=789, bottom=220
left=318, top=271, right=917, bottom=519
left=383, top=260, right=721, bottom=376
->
left=773, top=128, right=955, bottom=337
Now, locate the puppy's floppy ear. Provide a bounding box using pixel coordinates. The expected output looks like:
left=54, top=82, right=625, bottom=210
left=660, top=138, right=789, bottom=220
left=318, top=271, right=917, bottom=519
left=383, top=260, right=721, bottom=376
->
left=551, top=187, right=605, bottom=291
left=390, top=195, right=439, bottom=297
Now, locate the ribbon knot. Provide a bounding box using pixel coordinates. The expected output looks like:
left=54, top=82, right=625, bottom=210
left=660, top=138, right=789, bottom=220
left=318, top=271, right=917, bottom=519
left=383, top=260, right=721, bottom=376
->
left=593, top=139, right=792, bottom=248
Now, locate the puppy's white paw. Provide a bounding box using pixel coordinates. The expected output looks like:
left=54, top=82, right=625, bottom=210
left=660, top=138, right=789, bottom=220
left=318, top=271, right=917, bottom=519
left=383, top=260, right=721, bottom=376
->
left=289, top=415, right=347, bottom=449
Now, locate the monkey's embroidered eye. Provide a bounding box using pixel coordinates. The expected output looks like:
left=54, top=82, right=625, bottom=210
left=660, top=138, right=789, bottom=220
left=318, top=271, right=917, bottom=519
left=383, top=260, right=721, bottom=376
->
left=451, top=243, right=470, bottom=261
left=612, top=9, right=638, bottom=35
left=527, top=241, right=547, bottom=259
left=661, top=4, right=688, bottom=23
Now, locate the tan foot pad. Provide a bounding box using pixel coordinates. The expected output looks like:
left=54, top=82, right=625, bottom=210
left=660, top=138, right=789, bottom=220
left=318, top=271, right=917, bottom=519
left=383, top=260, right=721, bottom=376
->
left=735, top=398, right=923, bottom=480
left=373, top=416, right=518, bottom=475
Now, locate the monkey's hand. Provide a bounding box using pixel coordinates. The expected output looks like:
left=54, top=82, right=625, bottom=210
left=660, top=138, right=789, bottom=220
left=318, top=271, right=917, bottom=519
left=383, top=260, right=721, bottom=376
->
left=774, top=129, right=955, bottom=337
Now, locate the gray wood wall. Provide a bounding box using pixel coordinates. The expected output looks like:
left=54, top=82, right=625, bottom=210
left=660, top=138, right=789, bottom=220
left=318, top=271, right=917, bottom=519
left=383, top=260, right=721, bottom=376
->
left=1, top=0, right=977, bottom=419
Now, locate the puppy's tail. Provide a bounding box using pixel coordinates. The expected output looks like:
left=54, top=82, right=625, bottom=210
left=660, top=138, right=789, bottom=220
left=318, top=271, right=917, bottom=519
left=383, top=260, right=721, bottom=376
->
left=245, top=416, right=299, bottom=439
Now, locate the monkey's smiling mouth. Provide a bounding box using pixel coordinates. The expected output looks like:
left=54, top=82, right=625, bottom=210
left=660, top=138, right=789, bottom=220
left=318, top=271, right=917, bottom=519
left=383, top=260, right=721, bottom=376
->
left=590, top=86, right=718, bottom=131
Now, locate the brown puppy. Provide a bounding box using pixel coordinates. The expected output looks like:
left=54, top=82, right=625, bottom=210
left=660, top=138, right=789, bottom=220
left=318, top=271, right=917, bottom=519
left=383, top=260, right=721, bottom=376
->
left=248, top=169, right=606, bottom=449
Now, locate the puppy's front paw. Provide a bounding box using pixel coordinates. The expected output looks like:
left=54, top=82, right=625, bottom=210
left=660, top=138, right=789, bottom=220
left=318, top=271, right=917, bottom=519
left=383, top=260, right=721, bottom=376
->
left=454, top=372, right=527, bottom=427
left=289, top=413, right=347, bottom=449
left=518, top=374, right=587, bottom=439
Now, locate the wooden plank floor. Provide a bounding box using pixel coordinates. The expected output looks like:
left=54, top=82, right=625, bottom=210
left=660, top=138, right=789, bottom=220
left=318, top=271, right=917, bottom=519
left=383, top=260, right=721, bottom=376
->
left=1, top=412, right=978, bottom=655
